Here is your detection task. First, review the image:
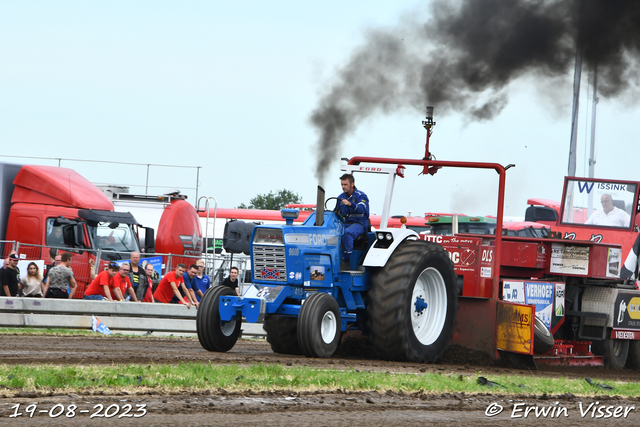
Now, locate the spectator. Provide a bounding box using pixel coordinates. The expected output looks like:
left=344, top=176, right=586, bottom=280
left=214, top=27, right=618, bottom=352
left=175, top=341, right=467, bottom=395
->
left=142, top=263, right=156, bottom=302
left=194, top=259, right=211, bottom=301
left=89, top=258, right=96, bottom=280
left=585, top=194, right=631, bottom=227
left=20, top=262, right=44, bottom=297
left=114, top=263, right=138, bottom=302
left=128, top=251, right=147, bottom=301
left=42, top=248, right=58, bottom=283
left=2, top=250, right=19, bottom=270
left=43, top=252, right=77, bottom=299
left=84, top=262, right=123, bottom=301
left=221, top=266, right=241, bottom=296
left=47, top=225, right=66, bottom=248
left=182, top=264, right=201, bottom=306
left=44, top=254, right=62, bottom=286
left=0, top=253, right=21, bottom=297
left=153, top=264, right=193, bottom=308
left=142, top=260, right=160, bottom=293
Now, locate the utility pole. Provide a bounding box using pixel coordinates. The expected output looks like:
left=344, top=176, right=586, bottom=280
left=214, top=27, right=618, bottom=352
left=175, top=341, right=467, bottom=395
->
left=568, top=0, right=587, bottom=178
left=588, top=64, right=598, bottom=179
left=566, top=0, right=586, bottom=222
left=587, top=64, right=599, bottom=217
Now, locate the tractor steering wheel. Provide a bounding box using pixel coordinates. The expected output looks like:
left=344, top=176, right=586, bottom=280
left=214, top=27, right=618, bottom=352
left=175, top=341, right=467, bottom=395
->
left=324, top=197, right=345, bottom=222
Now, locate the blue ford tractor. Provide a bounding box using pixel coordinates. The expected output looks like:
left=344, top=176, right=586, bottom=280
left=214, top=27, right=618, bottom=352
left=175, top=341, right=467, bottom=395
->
left=197, top=164, right=459, bottom=362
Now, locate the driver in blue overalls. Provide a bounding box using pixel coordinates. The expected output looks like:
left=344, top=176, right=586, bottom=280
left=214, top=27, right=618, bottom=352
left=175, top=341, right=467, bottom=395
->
left=337, top=173, right=370, bottom=270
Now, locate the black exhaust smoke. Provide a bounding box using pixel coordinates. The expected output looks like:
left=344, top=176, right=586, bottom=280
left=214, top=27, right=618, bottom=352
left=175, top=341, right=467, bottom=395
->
left=311, top=0, right=640, bottom=183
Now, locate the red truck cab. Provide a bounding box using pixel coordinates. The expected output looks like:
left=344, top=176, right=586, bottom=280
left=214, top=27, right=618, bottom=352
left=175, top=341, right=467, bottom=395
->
left=1, top=164, right=153, bottom=296
left=526, top=177, right=640, bottom=259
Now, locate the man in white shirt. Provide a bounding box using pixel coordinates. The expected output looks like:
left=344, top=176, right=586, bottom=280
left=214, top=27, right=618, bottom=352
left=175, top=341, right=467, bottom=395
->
left=585, top=194, right=631, bottom=227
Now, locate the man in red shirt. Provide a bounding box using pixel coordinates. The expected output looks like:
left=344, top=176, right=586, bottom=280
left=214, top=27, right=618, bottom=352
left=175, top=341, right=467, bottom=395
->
left=84, top=263, right=122, bottom=301
left=113, top=263, right=139, bottom=302
left=153, top=264, right=193, bottom=308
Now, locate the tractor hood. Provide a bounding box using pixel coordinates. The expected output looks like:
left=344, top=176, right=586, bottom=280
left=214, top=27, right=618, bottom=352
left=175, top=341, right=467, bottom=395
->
left=11, top=165, right=114, bottom=210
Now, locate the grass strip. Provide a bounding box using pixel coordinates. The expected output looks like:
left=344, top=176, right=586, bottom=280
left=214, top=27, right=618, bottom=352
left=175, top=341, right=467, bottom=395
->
left=1, top=363, right=638, bottom=397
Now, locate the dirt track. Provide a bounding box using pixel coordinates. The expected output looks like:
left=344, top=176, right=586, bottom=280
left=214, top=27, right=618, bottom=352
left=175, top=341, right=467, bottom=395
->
left=1, top=334, right=640, bottom=425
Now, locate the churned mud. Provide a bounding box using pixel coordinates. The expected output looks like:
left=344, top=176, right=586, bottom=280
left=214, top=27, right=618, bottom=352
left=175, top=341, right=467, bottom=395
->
left=1, top=334, right=640, bottom=425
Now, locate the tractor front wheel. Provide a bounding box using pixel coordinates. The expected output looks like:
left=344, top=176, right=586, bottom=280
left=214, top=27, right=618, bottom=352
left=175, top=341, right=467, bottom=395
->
left=265, top=315, right=302, bottom=355
left=367, top=240, right=458, bottom=363
left=297, top=292, right=341, bottom=358
left=197, top=285, right=242, bottom=352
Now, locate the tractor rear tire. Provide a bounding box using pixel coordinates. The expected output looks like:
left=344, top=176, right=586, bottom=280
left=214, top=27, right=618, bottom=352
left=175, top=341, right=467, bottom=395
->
left=197, top=285, right=242, bottom=352
left=264, top=315, right=302, bottom=355
left=367, top=240, right=458, bottom=363
left=533, top=316, right=555, bottom=354
left=593, top=331, right=629, bottom=370
left=297, top=292, right=341, bottom=358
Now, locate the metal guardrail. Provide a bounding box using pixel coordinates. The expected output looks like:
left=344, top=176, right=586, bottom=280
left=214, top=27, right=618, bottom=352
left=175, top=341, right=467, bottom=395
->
left=0, top=297, right=266, bottom=337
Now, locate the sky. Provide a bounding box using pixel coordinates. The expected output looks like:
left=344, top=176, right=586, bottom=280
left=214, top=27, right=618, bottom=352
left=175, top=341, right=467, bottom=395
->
left=2, top=1, right=639, bottom=223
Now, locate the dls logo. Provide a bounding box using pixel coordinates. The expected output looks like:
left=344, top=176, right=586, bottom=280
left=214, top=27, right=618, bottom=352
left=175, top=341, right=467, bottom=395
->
left=482, top=250, right=493, bottom=262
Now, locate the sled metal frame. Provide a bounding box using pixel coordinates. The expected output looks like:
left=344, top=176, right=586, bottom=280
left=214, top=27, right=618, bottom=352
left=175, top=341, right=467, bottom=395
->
left=347, top=157, right=508, bottom=357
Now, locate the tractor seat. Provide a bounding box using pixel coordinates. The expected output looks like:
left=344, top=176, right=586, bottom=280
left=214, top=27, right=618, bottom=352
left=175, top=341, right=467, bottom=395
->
left=353, top=233, right=368, bottom=251
left=352, top=222, right=372, bottom=251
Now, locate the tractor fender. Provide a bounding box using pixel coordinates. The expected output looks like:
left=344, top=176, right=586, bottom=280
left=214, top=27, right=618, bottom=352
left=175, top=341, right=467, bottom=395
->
left=362, top=228, right=420, bottom=267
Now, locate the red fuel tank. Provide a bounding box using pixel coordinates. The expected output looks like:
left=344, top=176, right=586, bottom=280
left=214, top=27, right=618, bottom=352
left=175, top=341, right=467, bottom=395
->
left=156, top=199, right=203, bottom=256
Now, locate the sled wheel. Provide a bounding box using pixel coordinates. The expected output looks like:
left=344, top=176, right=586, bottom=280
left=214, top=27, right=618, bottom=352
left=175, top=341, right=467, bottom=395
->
left=297, top=292, right=341, bottom=358
left=593, top=330, right=629, bottom=370
left=367, top=240, right=458, bottom=363
left=533, top=316, right=555, bottom=354
left=625, top=340, right=640, bottom=369
left=196, top=285, right=242, bottom=352
left=264, top=315, right=302, bottom=355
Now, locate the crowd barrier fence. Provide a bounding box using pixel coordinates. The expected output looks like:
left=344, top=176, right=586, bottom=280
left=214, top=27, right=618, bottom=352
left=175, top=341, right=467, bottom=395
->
left=0, top=296, right=266, bottom=336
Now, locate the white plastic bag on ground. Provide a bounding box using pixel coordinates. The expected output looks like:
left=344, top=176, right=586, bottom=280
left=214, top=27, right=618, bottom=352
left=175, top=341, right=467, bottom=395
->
left=92, top=315, right=112, bottom=335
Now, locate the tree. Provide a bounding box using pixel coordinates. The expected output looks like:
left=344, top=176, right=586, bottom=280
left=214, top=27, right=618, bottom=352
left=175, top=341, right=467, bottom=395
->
left=238, top=189, right=302, bottom=210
